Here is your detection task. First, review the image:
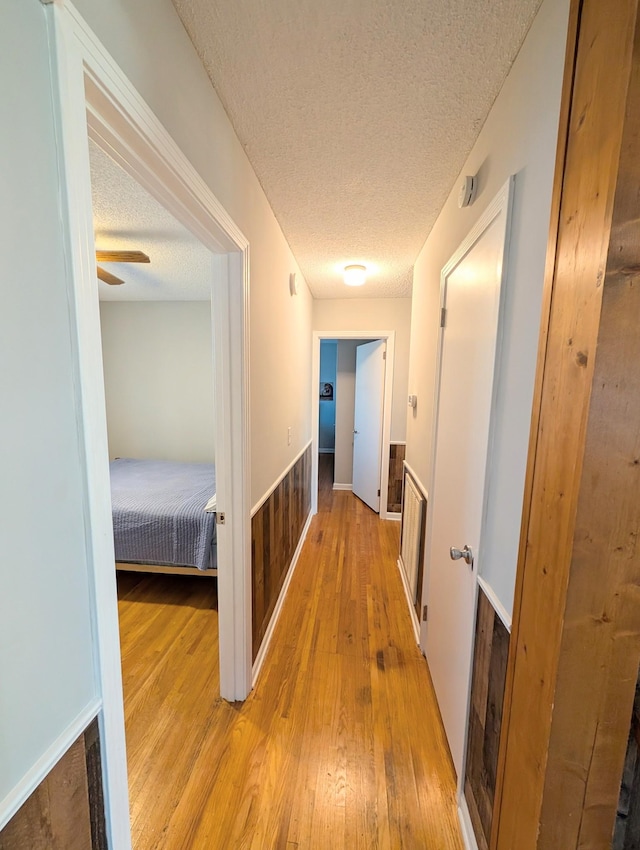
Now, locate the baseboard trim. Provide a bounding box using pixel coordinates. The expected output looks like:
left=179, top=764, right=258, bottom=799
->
left=458, top=795, right=479, bottom=850
left=384, top=512, right=402, bottom=522
left=318, top=448, right=335, bottom=454
left=396, top=557, right=420, bottom=644
left=332, top=483, right=352, bottom=491
left=252, top=509, right=313, bottom=686
left=0, top=697, right=102, bottom=831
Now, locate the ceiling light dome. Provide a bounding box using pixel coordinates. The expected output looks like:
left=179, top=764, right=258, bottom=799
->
left=343, top=264, right=367, bottom=287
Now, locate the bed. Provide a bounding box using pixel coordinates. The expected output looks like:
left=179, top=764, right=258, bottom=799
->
left=110, top=457, right=217, bottom=576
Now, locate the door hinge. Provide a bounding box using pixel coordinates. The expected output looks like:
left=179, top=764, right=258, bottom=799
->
left=382, top=350, right=387, bottom=360
left=422, top=604, right=428, bottom=622
left=377, top=489, right=381, bottom=497
left=216, top=512, right=226, bottom=525
left=440, top=307, right=447, bottom=328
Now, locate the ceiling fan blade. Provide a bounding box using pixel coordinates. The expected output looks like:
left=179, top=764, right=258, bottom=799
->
left=95, top=250, right=150, bottom=264
left=97, top=266, right=125, bottom=286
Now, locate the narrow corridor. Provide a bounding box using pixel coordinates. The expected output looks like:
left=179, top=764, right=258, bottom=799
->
left=118, top=457, right=462, bottom=848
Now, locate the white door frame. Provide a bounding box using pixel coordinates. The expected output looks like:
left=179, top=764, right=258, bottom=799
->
left=417, top=179, right=514, bottom=834
left=48, top=3, right=251, bottom=846
left=419, top=177, right=514, bottom=653
left=311, top=331, right=395, bottom=518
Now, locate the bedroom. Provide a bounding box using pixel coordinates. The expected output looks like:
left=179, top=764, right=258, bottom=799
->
left=91, top=138, right=223, bottom=819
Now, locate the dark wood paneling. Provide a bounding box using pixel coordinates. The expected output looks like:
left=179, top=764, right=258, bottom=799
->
left=252, top=445, right=312, bottom=660
left=83, top=719, right=107, bottom=850
left=0, top=719, right=106, bottom=850
left=614, top=668, right=640, bottom=849
left=465, top=588, right=510, bottom=850
left=387, top=443, right=406, bottom=513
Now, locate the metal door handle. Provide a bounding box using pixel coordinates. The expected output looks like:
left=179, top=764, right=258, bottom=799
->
left=450, top=545, right=474, bottom=567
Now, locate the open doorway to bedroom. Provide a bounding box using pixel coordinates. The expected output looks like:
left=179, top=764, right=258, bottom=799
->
left=89, top=136, right=223, bottom=832
left=51, top=14, right=251, bottom=837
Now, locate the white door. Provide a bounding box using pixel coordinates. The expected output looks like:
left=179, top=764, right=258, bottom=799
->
left=424, top=182, right=512, bottom=778
left=352, top=339, right=386, bottom=512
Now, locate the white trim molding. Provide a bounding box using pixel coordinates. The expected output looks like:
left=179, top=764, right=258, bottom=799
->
left=251, top=439, right=313, bottom=517
left=46, top=2, right=252, bottom=846
left=0, top=699, right=101, bottom=831
left=402, top=460, right=429, bottom=501
left=477, top=575, right=512, bottom=631
left=396, top=559, right=420, bottom=644
left=458, top=794, right=480, bottom=850
left=311, top=331, right=395, bottom=518
left=332, top=482, right=353, bottom=491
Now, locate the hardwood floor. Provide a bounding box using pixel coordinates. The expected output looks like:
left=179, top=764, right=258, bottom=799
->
left=117, top=464, right=463, bottom=849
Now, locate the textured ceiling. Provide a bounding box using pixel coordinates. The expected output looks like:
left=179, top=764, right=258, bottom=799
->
left=171, top=0, right=542, bottom=299
left=90, top=140, right=212, bottom=301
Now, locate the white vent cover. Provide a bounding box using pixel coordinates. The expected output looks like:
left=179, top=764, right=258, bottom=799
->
left=400, top=473, right=425, bottom=601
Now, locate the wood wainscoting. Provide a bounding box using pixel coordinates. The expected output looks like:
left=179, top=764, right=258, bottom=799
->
left=464, top=587, right=510, bottom=850
left=0, top=717, right=106, bottom=850
left=614, top=666, right=640, bottom=848
left=252, top=445, right=312, bottom=660
left=387, top=443, right=406, bottom=513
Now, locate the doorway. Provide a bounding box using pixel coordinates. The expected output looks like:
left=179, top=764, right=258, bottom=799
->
left=311, top=331, right=395, bottom=517
left=421, top=179, right=514, bottom=782
left=89, top=135, right=223, bottom=830
left=50, top=6, right=251, bottom=843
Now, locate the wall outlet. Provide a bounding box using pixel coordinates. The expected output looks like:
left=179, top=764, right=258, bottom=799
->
left=287, top=426, right=292, bottom=446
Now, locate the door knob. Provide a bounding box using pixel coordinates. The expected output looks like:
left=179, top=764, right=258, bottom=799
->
left=450, top=545, right=474, bottom=567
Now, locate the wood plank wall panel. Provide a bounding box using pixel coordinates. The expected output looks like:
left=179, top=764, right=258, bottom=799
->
left=83, top=719, right=107, bottom=850
left=614, top=667, right=640, bottom=849
left=252, top=446, right=312, bottom=660
left=495, top=2, right=640, bottom=847
left=464, top=588, right=510, bottom=850
left=387, top=443, right=406, bottom=513
left=0, top=720, right=106, bottom=850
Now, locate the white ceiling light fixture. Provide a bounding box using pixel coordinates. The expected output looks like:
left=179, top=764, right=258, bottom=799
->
left=343, top=264, right=367, bottom=287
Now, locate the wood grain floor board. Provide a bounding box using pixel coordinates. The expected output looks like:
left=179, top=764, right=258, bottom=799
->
left=118, top=472, right=463, bottom=849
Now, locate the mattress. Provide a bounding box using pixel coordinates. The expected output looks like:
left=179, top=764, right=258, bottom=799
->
left=110, top=458, right=217, bottom=571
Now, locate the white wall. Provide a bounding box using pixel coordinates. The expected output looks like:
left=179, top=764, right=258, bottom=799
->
left=319, top=341, right=337, bottom=451
left=0, top=0, right=96, bottom=821
left=334, top=341, right=359, bottom=486
left=407, top=0, right=570, bottom=615
left=73, top=0, right=313, bottom=505
left=313, top=298, right=412, bottom=442
left=100, top=302, right=215, bottom=463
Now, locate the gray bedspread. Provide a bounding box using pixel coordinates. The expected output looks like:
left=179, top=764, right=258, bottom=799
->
left=110, top=458, right=217, bottom=571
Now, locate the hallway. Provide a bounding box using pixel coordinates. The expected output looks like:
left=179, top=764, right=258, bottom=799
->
left=118, top=458, right=463, bottom=848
